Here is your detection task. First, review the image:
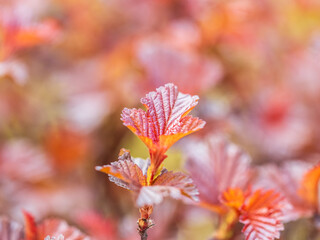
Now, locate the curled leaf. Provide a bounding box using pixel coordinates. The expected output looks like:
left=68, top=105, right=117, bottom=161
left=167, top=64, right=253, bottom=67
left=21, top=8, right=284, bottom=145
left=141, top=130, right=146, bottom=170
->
left=95, top=149, right=148, bottom=191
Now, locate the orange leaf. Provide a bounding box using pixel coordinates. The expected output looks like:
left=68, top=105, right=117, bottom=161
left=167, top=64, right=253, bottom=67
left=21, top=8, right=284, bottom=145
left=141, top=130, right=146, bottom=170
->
left=13, top=19, right=59, bottom=49
left=239, top=189, right=287, bottom=240
left=44, top=126, right=90, bottom=173
left=299, top=164, right=320, bottom=209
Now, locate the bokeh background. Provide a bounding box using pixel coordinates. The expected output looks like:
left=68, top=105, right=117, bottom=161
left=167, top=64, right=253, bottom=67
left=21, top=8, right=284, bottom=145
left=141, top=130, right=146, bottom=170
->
left=1, top=0, right=320, bottom=239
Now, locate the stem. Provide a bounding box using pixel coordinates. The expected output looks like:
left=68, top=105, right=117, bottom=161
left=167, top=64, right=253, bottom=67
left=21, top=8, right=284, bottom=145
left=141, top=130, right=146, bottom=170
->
left=139, top=228, right=148, bottom=240
left=147, top=148, right=167, bottom=184
left=137, top=206, right=154, bottom=240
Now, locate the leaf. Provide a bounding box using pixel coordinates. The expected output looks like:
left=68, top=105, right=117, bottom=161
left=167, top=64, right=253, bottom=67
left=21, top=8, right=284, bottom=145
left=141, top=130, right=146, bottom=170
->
left=239, top=189, right=288, bottom=240
left=121, top=83, right=205, bottom=183
left=44, top=126, right=90, bottom=173
left=0, top=139, right=53, bottom=183
left=13, top=19, right=59, bottom=49
left=37, top=219, right=90, bottom=240
left=95, top=149, right=148, bottom=191
left=185, top=136, right=252, bottom=206
left=299, top=163, right=320, bottom=209
left=121, top=83, right=205, bottom=151
left=136, top=170, right=199, bottom=207
left=1, top=18, right=59, bottom=59
left=23, top=211, right=37, bottom=240
left=0, top=216, right=24, bottom=240
left=256, top=161, right=313, bottom=221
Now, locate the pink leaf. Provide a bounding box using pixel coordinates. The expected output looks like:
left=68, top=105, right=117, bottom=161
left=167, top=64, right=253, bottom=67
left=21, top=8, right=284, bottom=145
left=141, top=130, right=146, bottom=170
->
left=186, top=136, right=252, bottom=205
left=255, top=161, right=313, bottom=221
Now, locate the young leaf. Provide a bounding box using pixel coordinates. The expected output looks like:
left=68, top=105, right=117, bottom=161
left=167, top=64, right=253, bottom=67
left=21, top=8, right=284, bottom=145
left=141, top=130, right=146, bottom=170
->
left=95, top=149, right=148, bottom=191
left=121, top=83, right=205, bottom=150
left=239, top=189, right=287, bottom=240
left=121, top=83, right=205, bottom=182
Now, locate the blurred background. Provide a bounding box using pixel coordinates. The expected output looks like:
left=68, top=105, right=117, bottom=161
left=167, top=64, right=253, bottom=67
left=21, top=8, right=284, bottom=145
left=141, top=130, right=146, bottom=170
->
left=1, top=0, right=320, bottom=239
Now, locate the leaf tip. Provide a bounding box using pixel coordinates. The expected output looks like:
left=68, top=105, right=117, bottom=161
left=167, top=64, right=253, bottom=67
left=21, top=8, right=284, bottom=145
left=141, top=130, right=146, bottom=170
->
left=95, top=166, right=102, bottom=171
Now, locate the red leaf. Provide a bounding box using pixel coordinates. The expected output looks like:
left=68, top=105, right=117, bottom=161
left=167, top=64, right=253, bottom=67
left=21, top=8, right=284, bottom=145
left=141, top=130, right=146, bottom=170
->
left=239, top=189, right=287, bottom=240
left=121, top=83, right=205, bottom=151
left=186, top=136, right=252, bottom=206
left=136, top=170, right=198, bottom=207
left=95, top=149, right=148, bottom=191
left=23, top=211, right=37, bottom=240
left=0, top=216, right=23, bottom=240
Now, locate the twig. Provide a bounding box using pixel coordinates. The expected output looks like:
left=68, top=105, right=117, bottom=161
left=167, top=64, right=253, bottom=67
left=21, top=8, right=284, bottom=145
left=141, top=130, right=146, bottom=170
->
left=139, top=228, right=148, bottom=240
left=137, top=206, right=154, bottom=240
